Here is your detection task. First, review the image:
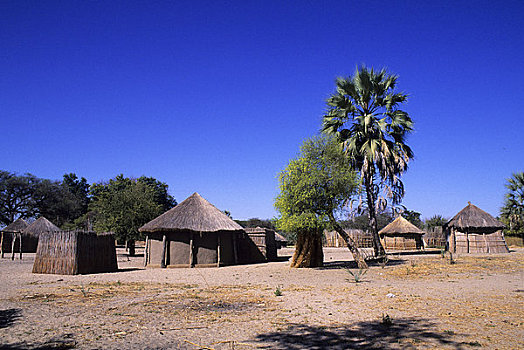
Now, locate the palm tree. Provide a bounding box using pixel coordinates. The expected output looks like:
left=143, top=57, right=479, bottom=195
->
left=500, top=172, right=524, bottom=234
left=322, top=66, right=414, bottom=257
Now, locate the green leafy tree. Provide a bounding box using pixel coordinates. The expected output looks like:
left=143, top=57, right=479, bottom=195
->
left=322, top=66, right=414, bottom=257
left=62, top=173, right=90, bottom=214
left=0, top=171, right=39, bottom=226
left=500, top=172, right=524, bottom=235
left=400, top=208, right=423, bottom=228
left=33, top=179, right=77, bottom=227
left=89, top=175, right=175, bottom=255
left=275, top=136, right=366, bottom=268
left=341, top=211, right=393, bottom=231
left=33, top=173, right=91, bottom=228
left=424, top=215, right=447, bottom=230
left=136, top=176, right=177, bottom=211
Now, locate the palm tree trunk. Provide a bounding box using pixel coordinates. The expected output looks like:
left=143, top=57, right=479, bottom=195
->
left=327, top=213, right=368, bottom=269
left=290, top=233, right=323, bottom=268
left=364, top=174, right=386, bottom=257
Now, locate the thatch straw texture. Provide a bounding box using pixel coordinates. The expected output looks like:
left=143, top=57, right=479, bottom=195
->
left=446, top=202, right=504, bottom=231
left=379, top=217, right=425, bottom=251
left=379, top=216, right=425, bottom=235
left=1, top=218, right=29, bottom=233
left=139, top=192, right=243, bottom=233
left=24, top=217, right=60, bottom=237
left=33, top=231, right=117, bottom=275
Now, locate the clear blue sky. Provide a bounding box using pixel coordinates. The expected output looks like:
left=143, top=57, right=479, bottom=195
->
left=1, top=1, right=523, bottom=221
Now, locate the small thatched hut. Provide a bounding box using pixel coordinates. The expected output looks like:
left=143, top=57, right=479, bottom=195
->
left=379, top=216, right=425, bottom=251
left=139, top=192, right=245, bottom=267
left=445, top=202, right=509, bottom=253
left=33, top=231, right=118, bottom=275
left=0, top=218, right=29, bottom=257
left=23, top=217, right=60, bottom=252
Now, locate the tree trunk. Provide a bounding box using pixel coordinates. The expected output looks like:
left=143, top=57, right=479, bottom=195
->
left=364, top=174, right=386, bottom=258
left=327, top=213, right=368, bottom=269
left=290, top=233, right=323, bottom=268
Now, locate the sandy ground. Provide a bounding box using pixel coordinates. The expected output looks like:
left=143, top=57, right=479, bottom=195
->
left=0, top=247, right=523, bottom=349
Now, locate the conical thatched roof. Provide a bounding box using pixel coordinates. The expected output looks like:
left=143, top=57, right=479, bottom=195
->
left=446, top=202, right=504, bottom=230
left=379, top=216, right=425, bottom=235
left=1, top=218, right=29, bottom=233
left=139, top=192, right=243, bottom=233
left=23, top=217, right=60, bottom=237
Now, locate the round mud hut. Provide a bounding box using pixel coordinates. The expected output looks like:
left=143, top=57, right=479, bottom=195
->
left=1, top=218, right=29, bottom=258
left=379, top=216, right=425, bottom=251
left=139, top=192, right=244, bottom=268
left=445, top=202, right=509, bottom=253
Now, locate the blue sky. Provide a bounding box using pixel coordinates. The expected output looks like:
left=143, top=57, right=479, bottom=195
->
left=1, top=1, right=523, bottom=221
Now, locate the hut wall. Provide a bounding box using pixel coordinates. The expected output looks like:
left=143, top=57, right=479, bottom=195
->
left=423, top=227, right=447, bottom=248
left=218, top=232, right=235, bottom=265
left=324, top=229, right=374, bottom=248
left=169, top=233, right=191, bottom=266
left=243, top=228, right=278, bottom=261
left=381, top=234, right=423, bottom=251
left=32, top=231, right=117, bottom=275
left=454, top=231, right=509, bottom=253
left=324, top=231, right=346, bottom=247
left=1, top=233, right=39, bottom=253
left=193, top=233, right=218, bottom=266
left=148, top=236, right=166, bottom=266
left=146, top=231, right=237, bottom=268
left=237, top=232, right=266, bottom=264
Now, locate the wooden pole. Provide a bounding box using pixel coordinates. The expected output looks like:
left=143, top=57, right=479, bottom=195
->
left=1, top=232, right=4, bottom=258
left=232, top=232, right=238, bottom=265
left=217, top=233, right=221, bottom=267
left=11, top=233, right=16, bottom=260
left=160, top=234, right=167, bottom=268
left=144, top=235, right=149, bottom=267
left=189, top=232, right=194, bottom=267
left=19, top=233, right=22, bottom=260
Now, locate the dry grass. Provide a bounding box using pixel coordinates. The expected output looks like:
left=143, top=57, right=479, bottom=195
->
left=382, top=252, right=524, bottom=279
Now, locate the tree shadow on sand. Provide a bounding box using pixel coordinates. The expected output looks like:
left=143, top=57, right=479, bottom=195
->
left=255, top=318, right=479, bottom=349
left=319, top=257, right=406, bottom=270
left=0, top=334, right=76, bottom=350
left=0, top=309, right=21, bottom=329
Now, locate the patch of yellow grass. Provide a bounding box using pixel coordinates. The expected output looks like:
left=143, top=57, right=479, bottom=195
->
left=383, top=253, right=523, bottom=279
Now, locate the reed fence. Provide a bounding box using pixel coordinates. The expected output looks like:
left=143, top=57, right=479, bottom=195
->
left=33, top=230, right=118, bottom=275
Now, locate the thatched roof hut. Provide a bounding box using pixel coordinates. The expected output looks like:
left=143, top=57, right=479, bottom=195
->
left=446, top=202, right=504, bottom=232
left=140, top=192, right=243, bottom=233
left=139, top=192, right=245, bottom=267
left=379, top=216, right=425, bottom=251
left=1, top=218, right=29, bottom=257
left=445, top=202, right=508, bottom=253
left=1, top=218, right=29, bottom=233
left=24, top=217, right=60, bottom=237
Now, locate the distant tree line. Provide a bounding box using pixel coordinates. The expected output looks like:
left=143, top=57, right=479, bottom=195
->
left=0, top=171, right=176, bottom=254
